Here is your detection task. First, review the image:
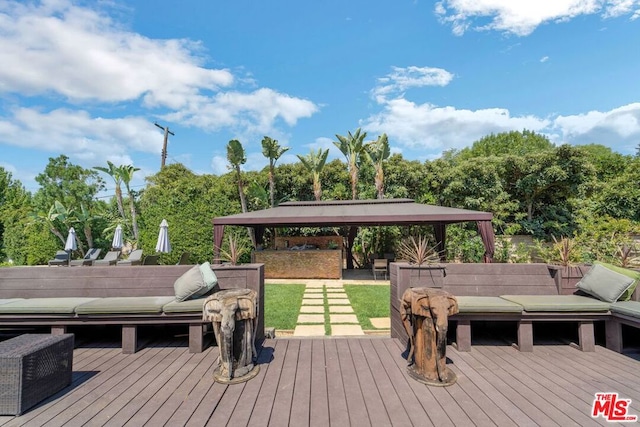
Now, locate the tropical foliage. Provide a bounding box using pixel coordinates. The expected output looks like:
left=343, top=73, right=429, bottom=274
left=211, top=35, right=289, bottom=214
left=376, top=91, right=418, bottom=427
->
left=1, top=129, right=640, bottom=266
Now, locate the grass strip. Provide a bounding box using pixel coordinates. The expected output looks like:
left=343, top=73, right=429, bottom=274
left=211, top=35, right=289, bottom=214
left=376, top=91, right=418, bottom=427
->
left=344, top=285, right=390, bottom=330
left=324, top=286, right=331, bottom=336
left=264, top=283, right=306, bottom=330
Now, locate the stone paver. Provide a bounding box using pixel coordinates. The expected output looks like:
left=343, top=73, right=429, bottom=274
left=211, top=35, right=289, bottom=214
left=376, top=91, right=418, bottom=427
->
left=330, top=324, right=364, bottom=336
left=326, top=298, right=350, bottom=305
left=328, top=306, right=354, bottom=313
left=370, top=317, right=390, bottom=329
left=300, top=306, right=325, bottom=313
left=301, top=299, right=325, bottom=305
left=302, top=293, right=324, bottom=299
left=330, top=314, right=359, bottom=324
left=294, top=325, right=326, bottom=336
left=297, top=314, right=325, bottom=323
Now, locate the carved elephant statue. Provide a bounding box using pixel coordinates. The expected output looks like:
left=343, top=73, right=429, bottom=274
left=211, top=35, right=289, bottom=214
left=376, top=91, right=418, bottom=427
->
left=203, top=288, right=259, bottom=383
left=401, top=287, right=458, bottom=386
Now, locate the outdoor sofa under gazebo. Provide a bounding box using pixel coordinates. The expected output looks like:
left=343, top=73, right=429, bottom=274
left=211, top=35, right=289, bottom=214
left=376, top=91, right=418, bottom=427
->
left=212, top=199, right=495, bottom=279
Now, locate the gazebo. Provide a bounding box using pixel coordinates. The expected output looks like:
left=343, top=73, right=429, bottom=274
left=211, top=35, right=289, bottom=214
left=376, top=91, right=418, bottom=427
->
left=212, top=199, right=495, bottom=270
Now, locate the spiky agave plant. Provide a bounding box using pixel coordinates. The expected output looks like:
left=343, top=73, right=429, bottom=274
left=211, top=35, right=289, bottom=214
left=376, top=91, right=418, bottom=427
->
left=397, top=235, right=440, bottom=267
left=220, top=235, right=249, bottom=265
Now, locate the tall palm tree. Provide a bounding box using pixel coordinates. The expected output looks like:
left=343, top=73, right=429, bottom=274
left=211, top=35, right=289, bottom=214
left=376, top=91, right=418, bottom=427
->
left=119, top=165, right=141, bottom=241
left=94, top=161, right=125, bottom=219
left=297, top=148, right=329, bottom=201
left=334, top=128, right=366, bottom=200
left=227, top=140, right=248, bottom=213
left=261, top=136, right=289, bottom=208
left=364, top=133, right=390, bottom=199
left=227, top=139, right=254, bottom=245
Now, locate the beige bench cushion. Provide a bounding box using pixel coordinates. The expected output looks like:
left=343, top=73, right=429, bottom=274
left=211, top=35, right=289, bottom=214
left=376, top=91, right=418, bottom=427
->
left=162, top=298, right=206, bottom=313
left=0, top=298, right=23, bottom=306
left=0, top=298, right=98, bottom=314
left=456, top=296, right=523, bottom=313
left=75, top=297, right=174, bottom=314
left=500, top=295, right=610, bottom=312
left=610, top=301, right=640, bottom=318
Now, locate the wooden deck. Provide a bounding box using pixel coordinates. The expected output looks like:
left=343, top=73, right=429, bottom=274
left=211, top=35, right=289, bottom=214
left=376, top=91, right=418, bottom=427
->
left=1, top=333, right=639, bottom=426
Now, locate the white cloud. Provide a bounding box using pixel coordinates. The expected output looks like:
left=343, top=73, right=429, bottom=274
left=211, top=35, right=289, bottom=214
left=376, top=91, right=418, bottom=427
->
left=0, top=0, right=233, bottom=106
left=364, top=98, right=550, bottom=151
left=0, top=107, right=160, bottom=165
left=435, top=0, right=640, bottom=36
left=210, top=155, right=228, bottom=175
left=372, top=66, right=454, bottom=102
left=553, top=103, right=640, bottom=148
left=540, top=56, right=550, bottom=62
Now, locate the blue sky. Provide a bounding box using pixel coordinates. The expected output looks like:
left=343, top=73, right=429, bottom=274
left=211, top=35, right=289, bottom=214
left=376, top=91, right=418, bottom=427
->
left=1, top=0, right=640, bottom=195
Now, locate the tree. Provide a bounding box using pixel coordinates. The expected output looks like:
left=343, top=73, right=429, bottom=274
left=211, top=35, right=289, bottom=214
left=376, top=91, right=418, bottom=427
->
left=0, top=167, right=32, bottom=264
left=93, top=161, right=126, bottom=219
left=364, top=133, right=390, bottom=199
left=297, top=148, right=329, bottom=201
left=32, top=155, right=104, bottom=252
left=456, top=129, right=555, bottom=160
left=334, top=128, right=366, bottom=200
left=261, top=136, right=289, bottom=208
left=227, top=140, right=248, bottom=213
left=119, top=165, right=141, bottom=241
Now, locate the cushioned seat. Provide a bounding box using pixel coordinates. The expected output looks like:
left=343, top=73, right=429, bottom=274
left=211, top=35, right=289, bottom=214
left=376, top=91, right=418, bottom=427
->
left=500, top=295, right=611, bottom=312
left=455, top=296, right=523, bottom=313
left=162, top=298, right=207, bottom=313
left=0, top=299, right=23, bottom=306
left=0, top=298, right=98, bottom=314
left=75, top=296, right=174, bottom=314
left=610, top=301, right=640, bottom=318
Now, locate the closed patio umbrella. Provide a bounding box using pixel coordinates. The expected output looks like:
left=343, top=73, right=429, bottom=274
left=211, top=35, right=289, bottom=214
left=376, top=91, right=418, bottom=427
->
left=64, top=227, right=77, bottom=265
left=111, top=224, right=123, bottom=250
left=155, top=219, right=171, bottom=253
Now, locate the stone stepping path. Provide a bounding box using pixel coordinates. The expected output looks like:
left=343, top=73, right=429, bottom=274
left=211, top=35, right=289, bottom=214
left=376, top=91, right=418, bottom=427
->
left=293, top=284, right=364, bottom=337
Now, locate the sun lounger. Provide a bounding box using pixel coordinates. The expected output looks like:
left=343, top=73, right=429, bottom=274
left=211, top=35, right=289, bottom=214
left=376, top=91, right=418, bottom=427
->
left=69, top=248, right=102, bottom=266
left=91, top=250, right=121, bottom=266
left=47, top=250, right=69, bottom=266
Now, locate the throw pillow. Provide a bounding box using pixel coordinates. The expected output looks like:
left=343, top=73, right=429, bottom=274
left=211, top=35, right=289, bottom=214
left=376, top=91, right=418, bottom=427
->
left=174, top=265, right=206, bottom=302
left=594, top=261, right=640, bottom=301
left=575, top=264, right=635, bottom=303
left=196, top=262, right=219, bottom=298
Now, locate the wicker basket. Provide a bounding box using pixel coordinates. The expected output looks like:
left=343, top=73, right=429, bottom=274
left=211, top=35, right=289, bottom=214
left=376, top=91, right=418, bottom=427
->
left=0, top=334, right=74, bottom=415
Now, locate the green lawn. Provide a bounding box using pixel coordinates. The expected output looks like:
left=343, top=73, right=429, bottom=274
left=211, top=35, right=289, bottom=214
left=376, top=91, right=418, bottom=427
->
left=343, top=285, right=390, bottom=329
left=264, top=283, right=306, bottom=330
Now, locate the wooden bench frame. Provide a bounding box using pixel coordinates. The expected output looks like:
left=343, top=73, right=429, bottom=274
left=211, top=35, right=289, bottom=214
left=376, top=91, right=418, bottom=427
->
left=390, top=262, right=637, bottom=352
left=0, top=264, right=264, bottom=354
left=605, top=311, right=640, bottom=353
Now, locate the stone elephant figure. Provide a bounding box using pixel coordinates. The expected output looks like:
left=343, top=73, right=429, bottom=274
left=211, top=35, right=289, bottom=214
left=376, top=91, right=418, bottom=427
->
left=401, top=287, right=458, bottom=386
left=203, top=288, right=259, bottom=383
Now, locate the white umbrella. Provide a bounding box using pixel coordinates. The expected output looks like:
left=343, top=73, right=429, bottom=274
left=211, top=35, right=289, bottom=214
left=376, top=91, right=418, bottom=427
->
left=64, top=227, right=77, bottom=265
left=155, top=219, right=171, bottom=253
left=111, top=224, right=123, bottom=249
left=64, top=227, right=77, bottom=251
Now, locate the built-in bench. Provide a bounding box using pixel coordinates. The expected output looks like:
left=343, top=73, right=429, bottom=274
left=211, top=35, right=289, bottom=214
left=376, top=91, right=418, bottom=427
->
left=606, top=301, right=640, bottom=352
left=0, top=264, right=264, bottom=354
left=390, top=263, right=638, bottom=352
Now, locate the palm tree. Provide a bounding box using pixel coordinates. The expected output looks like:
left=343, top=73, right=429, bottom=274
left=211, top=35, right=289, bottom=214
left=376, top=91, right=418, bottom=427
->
left=227, top=140, right=255, bottom=246
left=297, top=148, right=329, bottom=201
left=334, top=128, right=366, bottom=200
left=364, top=133, right=390, bottom=199
left=94, top=161, right=125, bottom=219
left=226, top=140, right=248, bottom=214
left=261, top=136, right=289, bottom=208
left=119, top=165, right=141, bottom=241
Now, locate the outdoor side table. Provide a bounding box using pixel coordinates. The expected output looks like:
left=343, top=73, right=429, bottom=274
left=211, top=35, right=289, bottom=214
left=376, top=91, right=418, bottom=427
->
left=0, top=334, right=74, bottom=415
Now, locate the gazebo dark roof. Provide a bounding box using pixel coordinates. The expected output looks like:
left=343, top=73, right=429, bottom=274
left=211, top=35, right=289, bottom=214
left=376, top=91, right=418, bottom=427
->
left=213, top=199, right=496, bottom=262
left=213, top=198, right=492, bottom=227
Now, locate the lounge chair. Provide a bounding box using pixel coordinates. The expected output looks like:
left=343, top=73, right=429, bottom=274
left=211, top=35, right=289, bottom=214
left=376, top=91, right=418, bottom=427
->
left=69, top=248, right=102, bottom=267
left=47, top=250, right=69, bottom=266
left=116, top=249, right=143, bottom=266
left=92, top=250, right=121, bottom=266
left=176, top=252, right=191, bottom=265
left=142, top=254, right=159, bottom=265
left=372, top=258, right=388, bottom=280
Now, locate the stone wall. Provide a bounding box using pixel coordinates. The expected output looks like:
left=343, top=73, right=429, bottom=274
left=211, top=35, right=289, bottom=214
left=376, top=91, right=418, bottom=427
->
left=253, top=249, right=342, bottom=279
left=274, top=236, right=341, bottom=250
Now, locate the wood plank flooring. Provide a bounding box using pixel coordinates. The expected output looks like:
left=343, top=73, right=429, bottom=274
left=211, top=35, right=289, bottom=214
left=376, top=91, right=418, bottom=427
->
left=1, top=336, right=639, bottom=426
